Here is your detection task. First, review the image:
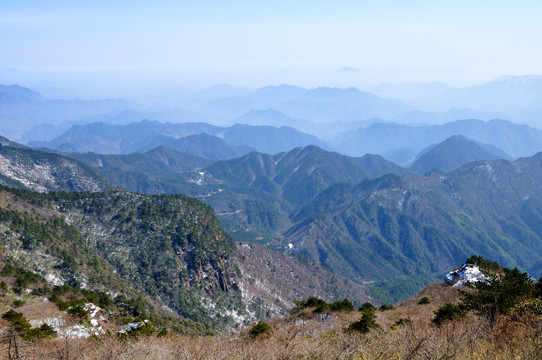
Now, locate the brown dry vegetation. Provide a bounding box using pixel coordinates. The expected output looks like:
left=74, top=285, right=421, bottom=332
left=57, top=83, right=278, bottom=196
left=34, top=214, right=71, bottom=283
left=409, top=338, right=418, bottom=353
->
left=237, top=242, right=373, bottom=318
left=2, top=283, right=542, bottom=360
left=2, top=314, right=542, bottom=359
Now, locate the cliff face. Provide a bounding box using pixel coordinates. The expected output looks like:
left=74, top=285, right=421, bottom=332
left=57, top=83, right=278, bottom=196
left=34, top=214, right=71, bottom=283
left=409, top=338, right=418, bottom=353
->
left=58, top=191, right=242, bottom=327
left=0, top=186, right=243, bottom=329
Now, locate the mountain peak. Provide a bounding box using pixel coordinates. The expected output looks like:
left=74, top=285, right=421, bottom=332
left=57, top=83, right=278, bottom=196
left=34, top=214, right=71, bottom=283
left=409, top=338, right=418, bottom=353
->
left=409, top=135, right=511, bottom=175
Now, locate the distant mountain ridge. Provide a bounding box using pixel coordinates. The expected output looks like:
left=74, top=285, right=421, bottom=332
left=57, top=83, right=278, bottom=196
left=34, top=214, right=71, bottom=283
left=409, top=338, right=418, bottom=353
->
left=67, top=146, right=213, bottom=194
left=31, top=120, right=333, bottom=157
left=29, top=120, right=223, bottom=154
left=408, top=135, right=512, bottom=175
left=222, top=123, right=331, bottom=154
left=144, top=133, right=254, bottom=160
left=335, top=118, right=542, bottom=158
left=194, top=84, right=414, bottom=123
left=0, top=84, right=132, bottom=139
left=371, top=75, right=542, bottom=114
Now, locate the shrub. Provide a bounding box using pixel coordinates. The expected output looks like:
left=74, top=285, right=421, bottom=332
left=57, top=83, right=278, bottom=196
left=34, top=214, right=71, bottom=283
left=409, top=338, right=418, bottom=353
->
left=12, top=299, right=25, bottom=308
left=347, top=308, right=381, bottom=333
left=463, top=267, right=534, bottom=322
left=248, top=321, right=273, bottom=338
left=2, top=310, right=31, bottom=334
left=358, top=302, right=376, bottom=312
left=128, top=321, right=156, bottom=336
left=68, top=304, right=88, bottom=319
left=418, top=296, right=430, bottom=305
left=0, top=281, right=9, bottom=295
left=293, top=297, right=355, bottom=314
left=379, top=304, right=395, bottom=311
left=432, top=303, right=465, bottom=326
left=466, top=255, right=501, bottom=273
left=329, top=298, right=355, bottom=312
left=1, top=310, right=56, bottom=340
left=511, top=298, right=542, bottom=316
left=536, top=277, right=542, bottom=298
left=25, top=323, right=57, bottom=340
left=393, top=318, right=412, bottom=327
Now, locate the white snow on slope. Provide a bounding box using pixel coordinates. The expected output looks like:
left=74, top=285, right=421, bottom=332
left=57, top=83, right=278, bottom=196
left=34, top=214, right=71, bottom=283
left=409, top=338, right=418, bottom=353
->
left=445, top=263, right=487, bottom=287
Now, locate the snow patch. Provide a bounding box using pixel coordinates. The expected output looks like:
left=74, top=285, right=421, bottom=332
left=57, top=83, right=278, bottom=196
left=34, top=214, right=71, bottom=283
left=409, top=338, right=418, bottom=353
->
left=445, top=263, right=487, bottom=287
left=60, top=323, right=104, bottom=339
left=29, top=317, right=65, bottom=332
left=119, top=320, right=149, bottom=334
left=45, top=273, right=64, bottom=286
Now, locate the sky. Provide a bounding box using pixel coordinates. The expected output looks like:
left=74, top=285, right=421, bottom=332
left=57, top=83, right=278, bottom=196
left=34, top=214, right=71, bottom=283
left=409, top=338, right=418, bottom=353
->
left=1, top=0, right=542, bottom=97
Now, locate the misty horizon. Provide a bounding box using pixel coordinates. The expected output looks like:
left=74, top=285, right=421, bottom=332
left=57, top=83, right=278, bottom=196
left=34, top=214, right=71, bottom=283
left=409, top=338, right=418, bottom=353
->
left=2, top=1, right=542, bottom=99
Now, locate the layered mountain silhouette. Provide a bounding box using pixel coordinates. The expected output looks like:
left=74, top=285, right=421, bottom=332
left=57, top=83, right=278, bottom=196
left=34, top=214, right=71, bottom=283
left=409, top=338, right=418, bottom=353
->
left=0, top=84, right=131, bottom=139
left=408, top=135, right=512, bottom=175
left=335, top=119, right=542, bottom=158
left=31, top=120, right=332, bottom=157
left=143, top=133, right=254, bottom=160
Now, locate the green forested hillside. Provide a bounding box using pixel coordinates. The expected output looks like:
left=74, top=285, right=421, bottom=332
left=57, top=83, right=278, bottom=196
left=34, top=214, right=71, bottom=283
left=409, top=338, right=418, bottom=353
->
left=0, top=185, right=244, bottom=330
left=70, top=145, right=406, bottom=243
left=285, top=154, right=542, bottom=301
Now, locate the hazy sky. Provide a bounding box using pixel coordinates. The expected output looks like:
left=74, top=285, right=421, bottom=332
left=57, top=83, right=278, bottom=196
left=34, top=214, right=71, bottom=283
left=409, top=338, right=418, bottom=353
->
left=1, top=0, right=542, bottom=96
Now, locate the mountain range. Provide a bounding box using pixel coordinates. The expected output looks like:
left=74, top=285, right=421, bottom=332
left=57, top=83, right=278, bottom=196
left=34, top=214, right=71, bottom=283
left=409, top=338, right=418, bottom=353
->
left=0, top=139, right=376, bottom=326
left=28, top=116, right=542, bottom=166
left=0, top=84, right=132, bottom=140
left=285, top=153, right=542, bottom=301
left=4, top=79, right=542, bottom=306
left=372, top=75, right=542, bottom=114
left=31, top=120, right=332, bottom=158
left=334, top=119, right=542, bottom=159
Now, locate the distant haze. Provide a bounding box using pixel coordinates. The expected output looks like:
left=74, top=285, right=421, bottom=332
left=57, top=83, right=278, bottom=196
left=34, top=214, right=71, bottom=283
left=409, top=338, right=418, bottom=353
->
left=1, top=1, right=542, bottom=98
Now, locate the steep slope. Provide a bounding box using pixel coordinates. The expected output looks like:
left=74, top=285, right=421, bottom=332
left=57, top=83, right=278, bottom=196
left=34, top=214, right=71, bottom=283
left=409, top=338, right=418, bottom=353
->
left=0, top=134, right=27, bottom=148
left=186, top=146, right=406, bottom=244
left=0, top=186, right=244, bottom=329
left=285, top=153, right=542, bottom=301
left=72, top=145, right=405, bottom=246
left=236, top=242, right=373, bottom=318
left=0, top=143, right=112, bottom=192
left=409, top=135, right=511, bottom=175
left=203, top=145, right=406, bottom=207
left=66, top=146, right=213, bottom=194
left=0, top=184, right=376, bottom=330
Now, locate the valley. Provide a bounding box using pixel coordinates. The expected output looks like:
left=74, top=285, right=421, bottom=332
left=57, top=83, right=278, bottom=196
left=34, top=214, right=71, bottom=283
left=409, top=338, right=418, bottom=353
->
left=2, top=79, right=542, bottom=358
left=4, top=0, right=542, bottom=357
